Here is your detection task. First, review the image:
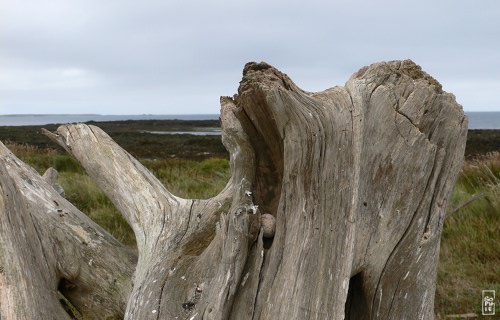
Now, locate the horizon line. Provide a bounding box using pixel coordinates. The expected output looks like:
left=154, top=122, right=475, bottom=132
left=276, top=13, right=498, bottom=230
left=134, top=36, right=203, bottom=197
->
left=1, top=111, right=499, bottom=116
left=0, top=113, right=221, bottom=116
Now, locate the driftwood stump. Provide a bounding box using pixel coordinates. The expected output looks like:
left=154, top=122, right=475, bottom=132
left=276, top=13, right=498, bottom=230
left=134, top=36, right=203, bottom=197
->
left=0, top=60, right=467, bottom=319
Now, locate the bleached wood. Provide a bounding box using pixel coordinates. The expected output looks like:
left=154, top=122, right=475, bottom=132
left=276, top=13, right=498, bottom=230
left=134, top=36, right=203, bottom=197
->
left=1, top=60, right=466, bottom=320
left=0, top=143, right=136, bottom=319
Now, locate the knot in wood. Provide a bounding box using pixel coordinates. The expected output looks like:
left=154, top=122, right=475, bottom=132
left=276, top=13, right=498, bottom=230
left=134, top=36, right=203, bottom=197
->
left=261, top=213, right=276, bottom=238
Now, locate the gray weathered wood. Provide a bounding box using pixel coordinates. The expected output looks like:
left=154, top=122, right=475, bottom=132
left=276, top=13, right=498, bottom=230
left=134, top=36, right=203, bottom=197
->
left=0, top=143, right=136, bottom=319
left=0, top=60, right=467, bottom=319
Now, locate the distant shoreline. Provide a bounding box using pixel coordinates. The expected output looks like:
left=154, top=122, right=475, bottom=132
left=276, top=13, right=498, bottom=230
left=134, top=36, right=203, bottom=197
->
left=0, top=119, right=498, bottom=159
left=0, top=112, right=498, bottom=129
left=0, top=114, right=220, bottom=126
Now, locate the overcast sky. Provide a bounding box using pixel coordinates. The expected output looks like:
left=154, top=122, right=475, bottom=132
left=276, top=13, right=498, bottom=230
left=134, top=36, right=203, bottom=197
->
left=1, top=0, right=499, bottom=114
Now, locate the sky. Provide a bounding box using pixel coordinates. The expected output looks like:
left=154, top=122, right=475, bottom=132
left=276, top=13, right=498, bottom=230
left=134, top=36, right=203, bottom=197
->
left=1, top=0, right=499, bottom=114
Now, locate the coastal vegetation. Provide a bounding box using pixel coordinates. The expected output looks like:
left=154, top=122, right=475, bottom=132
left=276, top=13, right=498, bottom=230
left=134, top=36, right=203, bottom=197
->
left=435, top=151, right=499, bottom=318
left=1, top=120, right=499, bottom=159
left=0, top=120, right=227, bottom=160
left=1, top=120, right=498, bottom=317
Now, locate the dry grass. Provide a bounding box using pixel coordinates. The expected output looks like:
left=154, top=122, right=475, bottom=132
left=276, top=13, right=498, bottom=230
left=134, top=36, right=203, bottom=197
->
left=4, top=141, right=59, bottom=156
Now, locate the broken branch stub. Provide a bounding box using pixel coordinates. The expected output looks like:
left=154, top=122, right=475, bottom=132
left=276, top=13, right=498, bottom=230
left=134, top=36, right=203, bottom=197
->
left=0, top=60, right=466, bottom=320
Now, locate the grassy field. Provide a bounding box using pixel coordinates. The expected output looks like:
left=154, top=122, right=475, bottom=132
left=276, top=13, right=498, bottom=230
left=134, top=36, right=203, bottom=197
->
left=2, top=124, right=499, bottom=317
left=435, top=152, right=500, bottom=318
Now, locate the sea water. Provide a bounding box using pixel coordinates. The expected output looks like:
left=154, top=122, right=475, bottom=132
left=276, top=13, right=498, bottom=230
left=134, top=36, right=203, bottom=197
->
left=0, top=114, right=219, bottom=126
left=0, top=112, right=498, bottom=129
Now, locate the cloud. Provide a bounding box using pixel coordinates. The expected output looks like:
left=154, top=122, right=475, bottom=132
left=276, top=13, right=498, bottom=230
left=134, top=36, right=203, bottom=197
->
left=1, top=0, right=499, bottom=113
left=0, top=57, right=102, bottom=92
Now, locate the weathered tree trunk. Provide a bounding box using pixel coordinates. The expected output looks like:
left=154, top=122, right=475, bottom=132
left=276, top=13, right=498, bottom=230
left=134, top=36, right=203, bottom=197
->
left=0, top=145, right=137, bottom=319
left=0, top=60, right=467, bottom=319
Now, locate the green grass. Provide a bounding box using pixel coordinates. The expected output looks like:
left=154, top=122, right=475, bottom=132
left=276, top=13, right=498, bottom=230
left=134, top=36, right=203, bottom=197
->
left=142, top=157, right=230, bottom=199
left=4, top=142, right=499, bottom=317
left=59, top=172, right=136, bottom=246
left=435, top=152, right=500, bottom=318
